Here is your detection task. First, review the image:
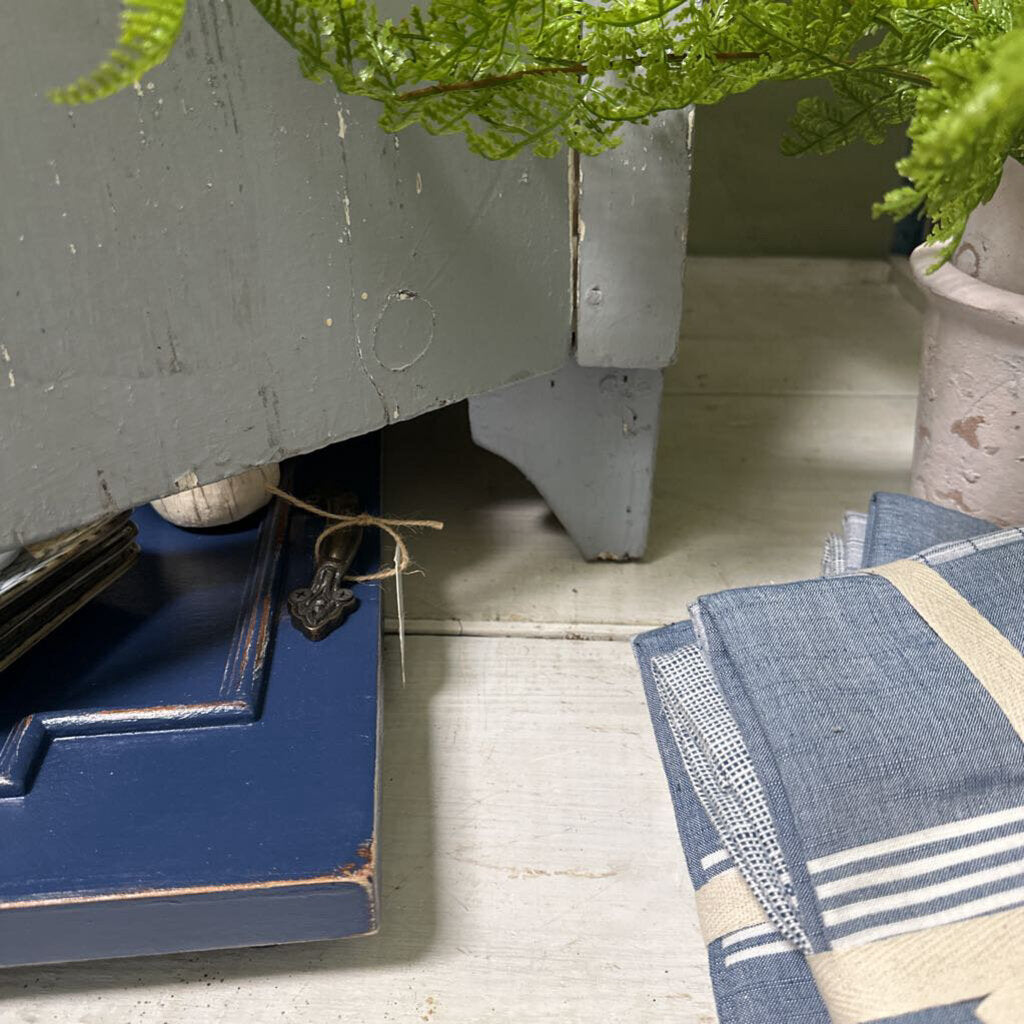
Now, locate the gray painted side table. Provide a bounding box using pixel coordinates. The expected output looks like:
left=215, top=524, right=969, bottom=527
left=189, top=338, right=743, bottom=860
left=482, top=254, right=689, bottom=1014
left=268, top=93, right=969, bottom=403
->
left=2, top=0, right=690, bottom=560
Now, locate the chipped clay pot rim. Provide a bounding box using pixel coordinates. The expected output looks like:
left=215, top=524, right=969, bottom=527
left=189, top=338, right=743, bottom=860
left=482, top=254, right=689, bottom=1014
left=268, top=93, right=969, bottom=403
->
left=910, top=243, right=1024, bottom=330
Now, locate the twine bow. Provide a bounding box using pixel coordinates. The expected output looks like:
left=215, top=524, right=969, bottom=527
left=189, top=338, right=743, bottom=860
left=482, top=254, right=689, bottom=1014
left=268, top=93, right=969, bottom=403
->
left=265, top=484, right=444, bottom=582
left=265, top=483, right=444, bottom=683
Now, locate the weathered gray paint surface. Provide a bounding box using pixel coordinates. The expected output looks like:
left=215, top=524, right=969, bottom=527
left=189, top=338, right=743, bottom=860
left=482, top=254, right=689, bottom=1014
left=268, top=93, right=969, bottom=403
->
left=1, top=0, right=570, bottom=547
left=576, top=109, right=692, bottom=369
left=469, top=363, right=663, bottom=559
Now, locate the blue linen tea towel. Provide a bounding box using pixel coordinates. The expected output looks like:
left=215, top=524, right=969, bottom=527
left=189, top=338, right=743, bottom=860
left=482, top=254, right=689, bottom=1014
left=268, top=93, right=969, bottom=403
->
left=636, top=494, right=1022, bottom=1024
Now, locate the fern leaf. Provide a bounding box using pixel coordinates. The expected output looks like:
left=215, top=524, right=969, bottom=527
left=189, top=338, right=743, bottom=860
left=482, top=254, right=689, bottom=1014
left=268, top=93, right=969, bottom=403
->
left=783, top=77, right=916, bottom=156
left=49, top=0, right=188, bottom=105
left=39, top=0, right=1024, bottom=274
left=875, top=23, right=1024, bottom=265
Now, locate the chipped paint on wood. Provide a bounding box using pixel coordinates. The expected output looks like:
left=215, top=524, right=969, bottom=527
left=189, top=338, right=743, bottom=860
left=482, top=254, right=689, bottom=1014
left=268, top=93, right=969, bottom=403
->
left=575, top=109, right=691, bottom=370
left=1, top=0, right=570, bottom=547
left=0, top=439, right=381, bottom=962
left=0, top=866, right=374, bottom=912
left=0, top=486, right=290, bottom=798
left=469, top=362, right=663, bottom=559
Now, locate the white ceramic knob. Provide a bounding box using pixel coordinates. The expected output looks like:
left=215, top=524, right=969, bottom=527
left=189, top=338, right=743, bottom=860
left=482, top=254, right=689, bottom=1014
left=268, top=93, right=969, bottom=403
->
left=150, top=464, right=281, bottom=529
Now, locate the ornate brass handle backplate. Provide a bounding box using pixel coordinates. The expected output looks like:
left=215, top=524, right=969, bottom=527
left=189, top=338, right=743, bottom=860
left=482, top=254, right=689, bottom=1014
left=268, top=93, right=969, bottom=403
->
left=287, top=492, right=363, bottom=642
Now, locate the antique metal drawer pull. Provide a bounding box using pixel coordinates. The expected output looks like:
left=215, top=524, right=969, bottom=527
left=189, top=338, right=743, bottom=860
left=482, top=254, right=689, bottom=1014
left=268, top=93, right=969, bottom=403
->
left=287, top=493, right=363, bottom=641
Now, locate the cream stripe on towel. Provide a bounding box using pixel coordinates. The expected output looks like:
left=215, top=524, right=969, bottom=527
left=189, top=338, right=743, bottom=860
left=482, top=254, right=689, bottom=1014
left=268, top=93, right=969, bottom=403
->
left=694, top=867, right=768, bottom=943
left=809, top=903, right=1024, bottom=1024
left=977, top=975, right=1024, bottom=1024
left=867, top=559, right=1024, bottom=740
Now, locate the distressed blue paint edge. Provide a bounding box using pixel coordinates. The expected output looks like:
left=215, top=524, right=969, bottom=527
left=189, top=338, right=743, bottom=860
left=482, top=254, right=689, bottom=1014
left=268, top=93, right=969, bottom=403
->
left=0, top=860, right=376, bottom=914
left=0, top=879, right=376, bottom=967
left=0, top=473, right=292, bottom=799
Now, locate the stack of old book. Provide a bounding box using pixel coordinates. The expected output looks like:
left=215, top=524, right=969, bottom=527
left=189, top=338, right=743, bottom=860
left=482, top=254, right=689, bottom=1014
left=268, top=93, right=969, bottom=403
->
left=635, top=493, right=1024, bottom=1024
left=0, top=513, right=138, bottom=671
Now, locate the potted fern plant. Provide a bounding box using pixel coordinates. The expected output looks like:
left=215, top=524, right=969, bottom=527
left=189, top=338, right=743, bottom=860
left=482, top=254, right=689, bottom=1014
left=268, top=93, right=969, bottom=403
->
left=56, top=0, right=1024, bottom=522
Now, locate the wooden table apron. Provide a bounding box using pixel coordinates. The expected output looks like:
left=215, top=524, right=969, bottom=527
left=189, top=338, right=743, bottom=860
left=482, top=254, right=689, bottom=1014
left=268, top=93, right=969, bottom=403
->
left=0, top=0, right=571, bottom=551
left=0, top=436, right=382, bottom=967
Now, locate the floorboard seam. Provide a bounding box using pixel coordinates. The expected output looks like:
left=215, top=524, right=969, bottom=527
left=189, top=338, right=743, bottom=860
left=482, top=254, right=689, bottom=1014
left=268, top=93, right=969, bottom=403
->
left=383, top=618, right=654, bottom=642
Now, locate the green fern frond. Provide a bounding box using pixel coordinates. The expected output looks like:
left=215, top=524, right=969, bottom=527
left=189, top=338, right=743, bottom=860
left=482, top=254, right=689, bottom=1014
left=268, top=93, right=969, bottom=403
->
left=49, top=0, right=187, bottom=105
left=42, top=0, right=1024, bottom=269
left=875, top=21, right=1024, bottom=266
left=783, top=77, right=918, bottom=156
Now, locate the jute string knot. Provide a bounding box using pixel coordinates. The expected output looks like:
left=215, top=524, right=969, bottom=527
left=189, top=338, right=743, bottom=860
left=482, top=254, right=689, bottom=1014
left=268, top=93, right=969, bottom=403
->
left=265, top=483, right=444, bottom=685
left=264, top=484, right=444, bottom=581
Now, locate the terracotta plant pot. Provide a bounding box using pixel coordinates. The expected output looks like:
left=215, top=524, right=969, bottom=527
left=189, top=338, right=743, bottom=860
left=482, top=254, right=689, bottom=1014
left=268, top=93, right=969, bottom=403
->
left=909, top=157, right=1024, bottom=525
left=910, top=249, right=1024, bottom=524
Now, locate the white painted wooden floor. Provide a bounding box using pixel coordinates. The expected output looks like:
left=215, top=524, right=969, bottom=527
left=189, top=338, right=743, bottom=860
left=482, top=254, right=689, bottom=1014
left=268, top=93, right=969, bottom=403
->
left=0, top=258, right=921, bottom=1024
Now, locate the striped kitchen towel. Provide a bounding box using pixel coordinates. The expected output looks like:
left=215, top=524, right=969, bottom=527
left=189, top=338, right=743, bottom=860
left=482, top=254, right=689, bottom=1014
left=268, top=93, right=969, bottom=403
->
left=636, top=493, right=1022, bottom=1023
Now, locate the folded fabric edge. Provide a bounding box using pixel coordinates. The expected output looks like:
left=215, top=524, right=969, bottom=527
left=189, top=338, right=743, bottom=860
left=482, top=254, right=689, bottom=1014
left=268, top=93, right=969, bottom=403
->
left=822, top=511, right=868, bottom=577
left=648, top=620, right=813, bottom=955
left=632, top=514, right=1024, bottom=1024
left=687, top=523, right=1024, bottom=1022
left=635, top=619, right=1017, bottom=1023
left=683, top=525, right=1024, bottom=956
left=632, top=622, right=706, bottom=885
left=633, top=624, right=786, bottom=942
left=633, top=624, right=832, bottom=1024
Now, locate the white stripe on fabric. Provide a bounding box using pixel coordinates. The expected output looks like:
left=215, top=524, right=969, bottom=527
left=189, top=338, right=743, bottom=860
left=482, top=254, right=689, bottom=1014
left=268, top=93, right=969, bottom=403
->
left=701, top=849, right=731, bottom=871
left=816, top=830, right=1024, bottom=900
left=843, top=511, right=867, bottom=571
left=822, top=856, right=1024, bottom=927
left=821, top=533, right=845, bottom=577
left=915, top=526, right=1024, bottom=568
left=721, top=921, right=778, bottom=948
left=960, top=528, right=1024, bottom=555
left=831, top=883, right=1024, bottom=950
left=724, top=940, right=794, bottom=967
left=807, top=805, right=1024, bottom=875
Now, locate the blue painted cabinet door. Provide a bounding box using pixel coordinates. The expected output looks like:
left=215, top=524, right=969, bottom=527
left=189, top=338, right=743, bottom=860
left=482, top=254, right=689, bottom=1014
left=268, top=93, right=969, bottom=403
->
left=0, top=436, right=381, bottom=966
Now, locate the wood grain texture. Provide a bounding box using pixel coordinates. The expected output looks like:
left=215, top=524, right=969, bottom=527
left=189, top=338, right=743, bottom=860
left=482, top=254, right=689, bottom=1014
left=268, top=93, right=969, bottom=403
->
left=0, top=636, right=717, bottom=1023
left=385, top=257, right=922, bottom=630
left=672, top=258, right=921, bottom=396
left=576, top=110, right=693, bottom=369
left=469, top=362, right=663, bottom=559
left=0, top=0, right=570, bottom=548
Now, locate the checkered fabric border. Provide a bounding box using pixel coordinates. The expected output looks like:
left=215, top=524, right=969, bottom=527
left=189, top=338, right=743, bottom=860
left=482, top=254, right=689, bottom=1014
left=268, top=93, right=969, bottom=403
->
left=651, top=643, right=811, bottom=953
